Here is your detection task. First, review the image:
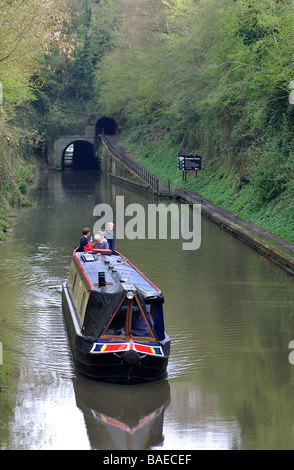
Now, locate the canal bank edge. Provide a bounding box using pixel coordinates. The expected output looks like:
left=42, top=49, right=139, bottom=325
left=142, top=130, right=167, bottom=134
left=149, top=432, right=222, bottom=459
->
left=173, top=190, right=294, bottom=276
left=102, top=135, right=294, bottom=276
left=0, top=155, right=46, bottom=243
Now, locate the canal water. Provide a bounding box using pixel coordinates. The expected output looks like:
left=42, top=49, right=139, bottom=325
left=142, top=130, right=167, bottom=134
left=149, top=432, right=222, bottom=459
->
left=1, top=171, right=294, bottom=450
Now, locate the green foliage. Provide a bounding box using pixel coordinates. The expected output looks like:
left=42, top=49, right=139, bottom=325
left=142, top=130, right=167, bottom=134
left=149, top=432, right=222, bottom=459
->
left=90, top=0, right=294, bottom=244
left=94, top=0, right=294, bottom=146
left=249, top=140, right=294, bottom=203
left=2, top=0, right=294, bottom=247
left=0, top=0, right=81, bottom=232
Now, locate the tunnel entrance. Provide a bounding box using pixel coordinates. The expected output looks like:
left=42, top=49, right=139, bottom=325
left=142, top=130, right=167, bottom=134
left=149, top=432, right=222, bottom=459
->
left=62, top=140, right=98, bottom=171
left=96, top=116, right=117, bottom=136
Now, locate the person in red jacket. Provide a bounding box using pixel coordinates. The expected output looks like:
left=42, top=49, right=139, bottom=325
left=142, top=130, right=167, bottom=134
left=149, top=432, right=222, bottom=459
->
left=78, top=227, right=93, bottom=252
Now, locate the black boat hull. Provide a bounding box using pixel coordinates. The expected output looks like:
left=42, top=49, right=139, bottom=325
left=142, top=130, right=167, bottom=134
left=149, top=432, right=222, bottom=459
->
left=74, top=342, right=169, bottom=384
left=62, top=282, right=170, bottom=384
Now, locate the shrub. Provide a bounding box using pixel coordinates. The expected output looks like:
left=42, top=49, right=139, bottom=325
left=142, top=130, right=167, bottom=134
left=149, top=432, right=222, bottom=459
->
left=249, top=141, right=293, bottom=203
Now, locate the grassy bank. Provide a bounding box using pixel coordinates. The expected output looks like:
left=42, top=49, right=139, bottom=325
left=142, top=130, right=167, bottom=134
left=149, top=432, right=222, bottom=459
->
left=119, top=126, right=294, bottom=245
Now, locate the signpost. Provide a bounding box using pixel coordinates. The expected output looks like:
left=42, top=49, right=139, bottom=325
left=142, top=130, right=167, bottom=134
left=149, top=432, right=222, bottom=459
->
left=178, top=155, right=202, bottom=180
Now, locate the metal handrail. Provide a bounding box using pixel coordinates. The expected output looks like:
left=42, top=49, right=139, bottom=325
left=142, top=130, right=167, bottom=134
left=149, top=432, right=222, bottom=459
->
left=102, top=135, right=159, bottom=191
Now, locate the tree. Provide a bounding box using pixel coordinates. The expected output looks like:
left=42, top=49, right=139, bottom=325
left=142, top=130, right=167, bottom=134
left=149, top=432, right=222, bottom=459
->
left=0, top=0, right=73, bottom=118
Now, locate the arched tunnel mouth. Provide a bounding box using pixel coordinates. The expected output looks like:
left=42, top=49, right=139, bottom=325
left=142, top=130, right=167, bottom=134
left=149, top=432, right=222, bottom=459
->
left=62, top=140, right=99, bottom=171
left=96, top=116, right=117, bottom=136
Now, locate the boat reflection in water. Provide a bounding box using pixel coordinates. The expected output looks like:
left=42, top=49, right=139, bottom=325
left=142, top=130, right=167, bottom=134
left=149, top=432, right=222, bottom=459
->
left=73, top=377, right=170, bottom=450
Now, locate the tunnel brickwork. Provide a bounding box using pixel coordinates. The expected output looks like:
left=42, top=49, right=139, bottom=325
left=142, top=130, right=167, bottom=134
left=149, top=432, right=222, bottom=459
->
left=55, top=136, right=96, bottom=170
left=49, top=115, right=118, bottom=170
left=96, top=116, right=117, bottom=136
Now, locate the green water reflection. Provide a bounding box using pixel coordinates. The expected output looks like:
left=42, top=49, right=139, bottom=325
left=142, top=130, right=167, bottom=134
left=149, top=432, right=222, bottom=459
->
left=0, top=171, right=294, bottom=449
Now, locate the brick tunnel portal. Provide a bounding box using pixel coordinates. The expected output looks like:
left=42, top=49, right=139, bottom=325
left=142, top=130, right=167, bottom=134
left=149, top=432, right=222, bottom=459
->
left=57, top=116, right=118, bottom=171
left=62, top=140, right=98, bottom=171
left=95, top=116, right=117, bottom=136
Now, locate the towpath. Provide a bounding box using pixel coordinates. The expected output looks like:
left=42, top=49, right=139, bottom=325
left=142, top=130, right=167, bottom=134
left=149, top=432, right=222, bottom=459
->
left=106, top=134, right=294, bottom=272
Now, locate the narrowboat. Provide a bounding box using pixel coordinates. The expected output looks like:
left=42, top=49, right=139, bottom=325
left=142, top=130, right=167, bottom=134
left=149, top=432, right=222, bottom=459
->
left=61, top=248, right=170, bottom=384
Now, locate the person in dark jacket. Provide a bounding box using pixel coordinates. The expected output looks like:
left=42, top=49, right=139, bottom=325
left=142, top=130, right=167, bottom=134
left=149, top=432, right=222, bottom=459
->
left=78, top=227, right=93, bottom=252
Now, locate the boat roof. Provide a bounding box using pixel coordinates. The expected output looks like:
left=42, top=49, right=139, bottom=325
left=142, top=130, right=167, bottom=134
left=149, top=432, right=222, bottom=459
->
left=74, top=250, right=163, bottom=301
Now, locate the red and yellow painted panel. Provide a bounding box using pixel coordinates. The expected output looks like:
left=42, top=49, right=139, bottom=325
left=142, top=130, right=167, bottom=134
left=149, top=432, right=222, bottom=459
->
left=91, top=341, right=163, bottom=356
